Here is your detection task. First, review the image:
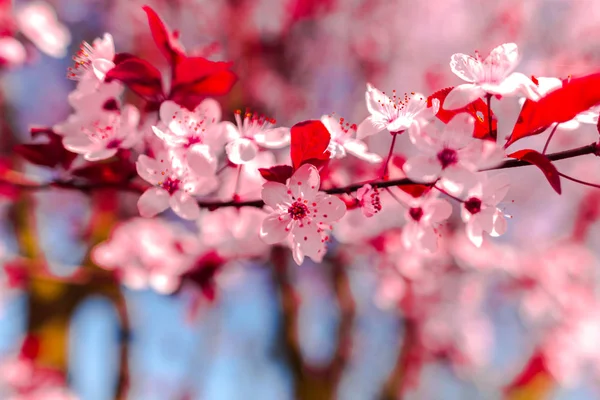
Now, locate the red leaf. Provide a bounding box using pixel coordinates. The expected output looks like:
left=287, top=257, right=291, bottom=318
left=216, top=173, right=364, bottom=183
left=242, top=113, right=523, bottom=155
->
left=507, top=149, right=562, bottom=194
left=504, top=351, right=548, bottom=392
left=399, top=184, right=431, bottom=198
left=71, top=154, right=136, bottom=184
left=15, top=128, right=77, bottom=169
left=105, top=57, right=164, bottom=102
left=506, top=73, right=600, bottom=147
left=113, top=52, right=137, bottom=65
left=428, top=87, right=497, bottom=140
left=142, top=5, right=186, bottom=66
left=290, top=120, right=331, bottom=170
left=259, top=165, right=294, bottom=184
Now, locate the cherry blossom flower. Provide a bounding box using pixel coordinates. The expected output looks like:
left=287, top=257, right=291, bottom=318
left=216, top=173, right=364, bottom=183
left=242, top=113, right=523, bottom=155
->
left=355, top=184, right=382, bottom=217
left=136, top=152, right=218, bottom=220
left=153, top=100, right=226, bottom=175
left=460, top=173, right=511, bottom=247
left=0, top=37, right=26, bottom=68
left=356, top=84, right=437, bottom=139
left=15, top=2, right=71, bottom=58
left=260, top=164, right=346, bottom=265
left=62, top=104, right=140, bottom=161
left=445, top=43, right=540, bottom=109
left=66, top=33, right=115, bottom=82
left=399, top=191, right=453, bottom=253
left=403, top=114, right=504, bottom=195
left=223, top=109, right=290, bottom=165
left=198, top=207, right=269, bottom=260
left=320, top=114, right=382, bottom=163
left=93, top=218, right=200, bottom=294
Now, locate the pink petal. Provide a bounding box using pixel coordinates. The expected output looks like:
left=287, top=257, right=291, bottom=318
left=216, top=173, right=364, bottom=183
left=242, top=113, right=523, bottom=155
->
left=62, top=135, right=93, bottom=153
left=290, top=164, right=320, bottom=201
left=262, top=181, right=291, bottom=209
left=440, top=165, right=478, bottom=195
left=150, top=273, right=180, bottom=294
left=485, top=43, right=519, bottom=73
left=466, top=219, right=483, bottom=247
left=313, top=193, right=346, bottom=223
left=490, top=209, right=507, bottom=237
left=85, top=148, right=118, bottom=161
left=443, top=114, right=476, bottom=149
left=495, top=72, right=540, bottom=100
left=482, top=173, right=510, bottom=205
left=356, top=116, right=383, bottom=139
left=92, top=59, right=115, bottom=81
left=254, top=127, right=291, bottom=149
left=195, top=98, right=222, bottom=122
left=136, top=155, right=162, bottom=185
left=291, top=222, right=323, bottom=261
left=260, top=213, right=291, bottom=244
left=423, top=198, right=453, bottom=223
left=477, top=207, right=496, bottom=234
left=403, top=155, right=442, bottom=183
left=169, top=191, right=200, bottom=220
left=365, top=83, right=389, bottom=117
left=343, top=139, right=383, bottom=163
left=225, top=138, right=258, bottom=164
left=449, top=53, right=480, bottom=83
left=187, top=144, right=217, bottom=176
left=138, top=187, right=170, bottom=218
left=419, top=225, right=438, bottom=252
left=443, top=84, right=486, bottom=110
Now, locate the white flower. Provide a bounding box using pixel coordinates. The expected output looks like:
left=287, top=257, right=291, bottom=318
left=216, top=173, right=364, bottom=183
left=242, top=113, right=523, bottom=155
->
left=356, top=84, right=437, bottom=139
left=260, top=164, right=346, bottom=265
left=400, top=192, right=453, bottom=253
left=461, top=173, right=511, bottom=247
left=445, top=43, right=540, bottom=109
left=320, top=115, right=382, bottom=163
left=223, top=110, right=290, bottom=165
left=67, top=33, right=115, bottom=82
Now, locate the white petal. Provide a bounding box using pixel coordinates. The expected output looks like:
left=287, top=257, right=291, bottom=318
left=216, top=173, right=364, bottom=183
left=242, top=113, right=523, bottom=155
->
left=466, top=219, right=483, bottom=247
left=343, top=139, right=382, bottom=163
left=403, top=155, right=442, bottom=183
left=423, top=198, right=453, bottom=223
left=482, top=173, right=510, bottom=205
left=150, top=274, right=180, bottom=294
left=187, top=144, right=217, bottom=176
left=137, top=187, right=170, bottom=218
left=485, top=43, right=519, bottom=75
left=254, top=127, right=291, bottom=148
left=490, top=209, right=508, bottom=237
left=313, top=193, right=346, bottom=223
left=225, top=138, right=258, bottom=165
left=419, top=225, right=439, bottom=253
left=356, top=116, right=383, bottom=139
left=159, top=100, right=182, bottom=127
left=365, top=83, right=390, bottom=117
left=449, top=53, right=480, bottom=83
left=195, top=97, right=221, bottom=122
left=292, top=241, right=305, bottom=266
left=290, top=164, right=320, bottom=201
left=292, top=222, right=324, bottom=261
left=443, top=84, right=486, bottom=110
left=477, top=207, right=496, bottom=234
left=262, top=182, right=291, bottom=209
left=443, top=114, right=476, bottom=149
left=169, top=191, right=200, bottom=220
left=484, top=72, right=540, bottom=101
left=62, top=135, right=93, bottom=153
left=85, top=148, right=117, bottom=161
left=260, top=213, right=291, bottom=244
left=136, top=155, right=163, bottom=185
left=440, top=166, right=478, bottom=196
left=92, top=59, right=115, bottom=81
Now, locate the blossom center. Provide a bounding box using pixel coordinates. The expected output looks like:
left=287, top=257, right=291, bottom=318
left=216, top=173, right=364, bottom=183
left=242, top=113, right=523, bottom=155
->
left=107, top=139, right=121, bottom=149
left=437, top=148, right=458, bottom=169
left=465, top=197, right=482, bottom=215
left=288, top=201, right=309, bottom=220
left=409, top=207, right=424, bottom=222
left=160, top=177, right=180, bottom=195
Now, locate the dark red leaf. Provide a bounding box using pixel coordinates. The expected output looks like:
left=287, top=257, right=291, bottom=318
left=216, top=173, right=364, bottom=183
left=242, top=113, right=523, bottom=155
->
left=428, top=87, right=497, bottom=140
left=105, top=57, right=164, bottom=102
left=15, top=128, right=77, bottom=169
left=290, top=120, right=331, bottom=170
left=142, top=5, right=186, bottom=66
left=506, top=73, right=600, bottom=147
left=71, top=154, right=136, bottom=184
left=504, top=351, right=548, bottom=393
left=20, top=335, right=40, bottom=361
left=258, top=165, right=294, bottom=184
left=507, top=149, right=562, bottom=194
left=399, top=184, right=431, bottom=198
left=113, top=52, right=137, bottom=65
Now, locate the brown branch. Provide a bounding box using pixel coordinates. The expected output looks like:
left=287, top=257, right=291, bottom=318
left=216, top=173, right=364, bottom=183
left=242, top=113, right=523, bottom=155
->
left=380, top=319, right=418, bottom=400
left=5, top=142, right=599, bottom=209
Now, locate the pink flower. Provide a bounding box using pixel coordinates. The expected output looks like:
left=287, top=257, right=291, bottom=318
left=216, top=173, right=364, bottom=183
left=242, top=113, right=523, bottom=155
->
left=136, top=152, right=217, bottom=220
left=62, top=104, right=140, bottom=161
left=198, top=207, right=269, bottom=260
left=355, top=184, right=382, bottom=217
left=0, top=37, right=26, bottom=68
left=445, top=43, right=541, bottom=109
left=356, top=84, right=436, bottom=139
left=400, top=192, right=452, bottom=253
left=66, top=33, right=115, bottom=82
left=153, top=99, right=225, bottom=175
left=460, top=173, right=510, bottom=247
left=403, top=114, right=503, bottom=195
left=260, top=164, right=346, bottom=265
left=223, top=109, right=290, bottom=165
left=15, top=2, right=71, bottom=58
left=320, top=114, right=382, bottom=163
left=93, top=218, right=200, bottom=294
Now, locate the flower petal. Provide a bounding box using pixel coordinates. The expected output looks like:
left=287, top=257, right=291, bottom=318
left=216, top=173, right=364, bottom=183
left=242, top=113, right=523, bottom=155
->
left=63, top=135, right=93, bottom=153
left=482, top=173, right=510, bottom=205
left=290, top=164, right=320, bottom=201
left=225, top=138, right=258, bottom=165
left=403, top=155, right=442, bottom=183
left=440, top=165, right=478, bottom=196
left=443, top=84, right=486, bottom=110
left=313, top=193, right=346, bottom=223
left=292, top=222, right=324, bottom=261
left=450, top=53, right=480, bottom=83
left=343, top=139, right=383, bottom=163
left=85, top=148, right=118, bottom=161
left=254, top=127, right=291, bottom=148
left=490, top=209, right=508, bottom=237
left=187, top=144, right=217, bottom=176
left=262, top=181, right=291, bottom=209
left=356, top=116, right=383, bottom=139
left=260, top=213, right=291, bottom=244
left=138, top=187, right=170, bottom=217
left=136, top=154, right=163, bottom=185
left=466, top=219, right=483, bottom=247
left=169, top=190, right=200, bottom=220
left=195, top=97, right=221, bottom=122
left=92, top=58, right=115, bottom=81
left=423, top=198, right=453, bottom=223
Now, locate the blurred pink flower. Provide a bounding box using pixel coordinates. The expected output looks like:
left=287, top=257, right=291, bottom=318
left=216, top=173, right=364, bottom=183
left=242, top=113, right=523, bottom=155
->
left=0, top=37, right=26, bottom=68
left=445, top=43, right=540, bottom=109
left=67, top=33, right=115, bottom=82
left=400, top=192, right=452, bottom=253
left=15, top=1, right=71, bottom=58
left=260, top=164, right=346, bottom=265
left=355, top=184, right=382, bottom=218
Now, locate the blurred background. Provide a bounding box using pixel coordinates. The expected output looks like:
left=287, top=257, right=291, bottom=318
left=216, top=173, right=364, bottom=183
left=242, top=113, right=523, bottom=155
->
left=3, top=0, right=600, bottom=399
